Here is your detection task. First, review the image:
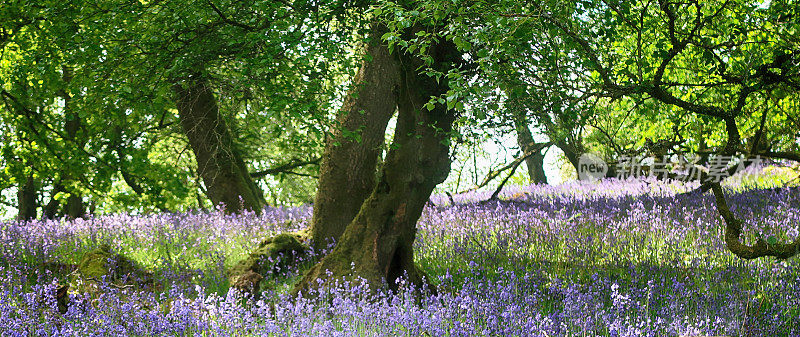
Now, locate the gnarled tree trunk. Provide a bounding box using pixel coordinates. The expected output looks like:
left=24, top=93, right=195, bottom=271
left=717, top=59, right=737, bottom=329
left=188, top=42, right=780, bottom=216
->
left=296, top=35, right=459, bottom=293
left=174, top=75, right=266, bottom=213
left=311, top=24, right=401, bottom=252
left=710, top=116, right=799, bottom=260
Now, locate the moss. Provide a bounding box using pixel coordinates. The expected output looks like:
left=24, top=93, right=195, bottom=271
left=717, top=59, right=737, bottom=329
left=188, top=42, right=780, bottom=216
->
left=227, top=232, right=309, bottom=292
left=77, top=245, right=150, bottom=282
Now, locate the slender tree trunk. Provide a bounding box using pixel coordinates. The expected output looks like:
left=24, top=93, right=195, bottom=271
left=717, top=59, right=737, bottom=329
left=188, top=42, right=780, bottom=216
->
left=296, top=35, right=459, bottom=293
left=513, top=115, right=548, bottom=184
left=43, top=182, right=63, bottom=219
left=528, top=151, right=547, bottom=183
left=173, top=75, right=266, bottom=213
left=60, top=65, right=86, bottom=219
left=311, top=24, right=401, bottom=252
left=16, top=175, right=36, bottom=221
left=555, top=139, right=581, bottom=174
left=504, top=86, right=548, bottom=184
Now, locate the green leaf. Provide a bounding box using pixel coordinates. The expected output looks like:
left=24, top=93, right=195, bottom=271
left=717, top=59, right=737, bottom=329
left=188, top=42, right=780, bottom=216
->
left=767, top=236, right=777, bottom=245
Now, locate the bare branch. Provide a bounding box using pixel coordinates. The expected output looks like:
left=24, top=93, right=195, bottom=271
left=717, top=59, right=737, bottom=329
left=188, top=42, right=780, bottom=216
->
left=459, top=142, right=552, bottom=195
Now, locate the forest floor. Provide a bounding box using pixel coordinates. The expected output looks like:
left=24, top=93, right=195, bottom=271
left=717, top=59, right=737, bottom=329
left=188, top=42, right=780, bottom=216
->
left=1, top=168, right=799, bottom=336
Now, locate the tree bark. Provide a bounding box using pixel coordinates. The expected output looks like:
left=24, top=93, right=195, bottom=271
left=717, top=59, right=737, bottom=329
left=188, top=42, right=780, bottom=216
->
left=514, top=117, right=548, bottom=184
left=711, top=183, right=799, bottom=259
left=554, top=139, right=582, bottom=174
left=310, top=24, right=401, bottom=252
left=16, top=175, right=36, bottom=221
left=505, top=89, right=549, bottom=184
left=173, top=75, right=266, bottom=213
left=43, top=182, right=63, bottom=219
left=60, top=65, right=86, bottom=219
left=295, top=35, right=459, bottom=293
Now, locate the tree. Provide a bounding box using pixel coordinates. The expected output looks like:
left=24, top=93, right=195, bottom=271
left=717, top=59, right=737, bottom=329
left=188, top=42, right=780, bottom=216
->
left=15, top=176, right=36, bottom=220
left=174, top=74, right=267, bottom=213
left=449, top=4, right=596, bottom=180
left=297, top=19, right=462, bottom=291
left=98, top=0, right=355, bottom=213
left=508, top=96, right=549, bottom=184
left=0, top=1, right=94, bottom=220
left=310, top=23, right=401, bottom=252
left=12, top=0, right=353, bottom=214
left=537, top=0, right=800, bottom=258
left=378, top=0, right=799, bottom=260
left=52, top=65, right=87, bottom=219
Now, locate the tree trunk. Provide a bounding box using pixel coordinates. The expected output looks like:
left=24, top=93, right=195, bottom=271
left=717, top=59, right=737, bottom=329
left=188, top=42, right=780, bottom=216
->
left=504, top=87, right=549, bottom=185
left=64, top=194, right=85, bottom=219
left=59, top=65, right=86, bottom=219
left=513, top=116, right=548, bottom=184
left=310, top=24, right=401, bottom=252
left=528, top=150, right=547, bottom=183
left=16, top=175, right=36, bottom=221
left=555, top=139, right=582, bottom=174
left=173, top=75, right=266, bottom=213
left=295, top=36, right=459, bottom=293
left=43, top=182, right=63, bottom=219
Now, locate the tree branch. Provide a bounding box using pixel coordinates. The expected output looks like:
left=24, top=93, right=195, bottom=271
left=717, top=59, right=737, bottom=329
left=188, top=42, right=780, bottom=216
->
left=458, top=142, right=551, bottom=195
left=759, top=151, right=800, bottom=162
left=711, top=183, right=799, bottom=259
left=487, top=149, right=532, bottom=201
left=250, top=157, right=320, bottom=178
left=206, top=0, right=258, bottom=31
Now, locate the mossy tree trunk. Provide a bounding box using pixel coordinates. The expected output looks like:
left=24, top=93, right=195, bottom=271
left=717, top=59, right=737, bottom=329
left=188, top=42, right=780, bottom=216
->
left=311, top=24, right=401, bottom=252
left=174, top=74, right=266, bottom=213
left=296, top=35, right=459, bottom=293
